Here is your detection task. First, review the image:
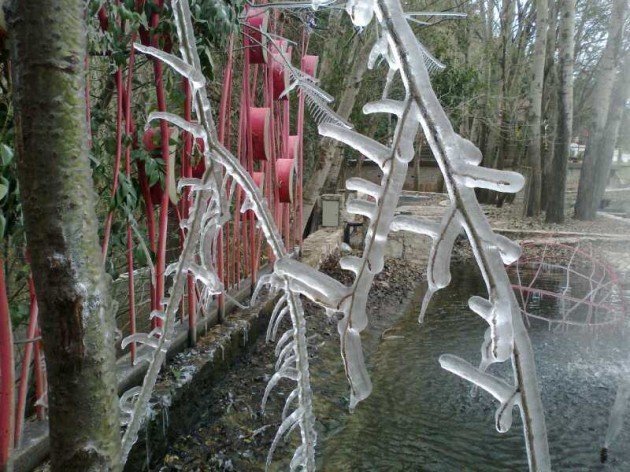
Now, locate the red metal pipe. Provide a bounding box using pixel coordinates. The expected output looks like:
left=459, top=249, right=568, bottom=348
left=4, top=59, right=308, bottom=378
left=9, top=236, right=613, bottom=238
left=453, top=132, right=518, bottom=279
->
left=149, top=4, right=171, bottom=326
left=125, top=40, right=138, bottom=362
left=0, top=258, right=15, bottom=468
left=13, top=275, right=39, bottom=445
left=101, top=68, right=125, bottom=261
left=32, top=328, right=46, bottom=421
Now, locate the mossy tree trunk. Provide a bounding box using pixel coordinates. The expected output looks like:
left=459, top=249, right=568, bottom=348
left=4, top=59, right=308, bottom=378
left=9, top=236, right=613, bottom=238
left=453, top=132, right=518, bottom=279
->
left=7, top=1, right=121, bottom=470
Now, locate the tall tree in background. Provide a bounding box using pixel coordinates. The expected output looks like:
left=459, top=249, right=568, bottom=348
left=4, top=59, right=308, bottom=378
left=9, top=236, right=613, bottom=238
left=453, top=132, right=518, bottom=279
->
left=302, top=25, right=375, bottom=232
left=540, top=0, right=558, bottom=212
left=546, top=0, right=575, bottom=223
left=524, top=0, right=548, bottom=217
left=574, top=0, right=628, bottom=220
left=589, top=55, right=630, bottom=213
left=7, top=0, right=122, bottom=470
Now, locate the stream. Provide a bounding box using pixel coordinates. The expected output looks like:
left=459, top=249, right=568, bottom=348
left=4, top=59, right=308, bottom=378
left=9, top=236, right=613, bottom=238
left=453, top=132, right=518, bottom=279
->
left=315, top=264, right=630, bottom=471
left=157, top=260, right=630, bottom=471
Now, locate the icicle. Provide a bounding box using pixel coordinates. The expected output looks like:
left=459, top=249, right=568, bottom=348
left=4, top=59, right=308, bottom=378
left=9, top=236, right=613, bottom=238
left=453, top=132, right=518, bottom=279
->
left=390, top=215, right=439, bottom=238
left=346, top=0, right=375, bottom=27
left=494, top=234, right=522, bottom=265
left=603, top=378, right=630, bottom=450
left=339, top=325, right=372, bottom=410
left=134, top=44, right=205, bottom=90
left=426, top=206, right=464, bottom=291
left=347, top=199, right=377, bottom=220
left=439, top=354, right=519, bottom=433
left=453, top=164, right=525, bottom=193
left=346, top=177, right=383, bottom=200
left=319, top=123, right=391, bottom=169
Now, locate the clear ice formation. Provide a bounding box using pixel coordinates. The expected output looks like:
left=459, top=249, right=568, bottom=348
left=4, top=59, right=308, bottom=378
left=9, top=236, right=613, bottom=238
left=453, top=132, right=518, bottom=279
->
left=120, top=1, right=319, bottom=470
left=117, top=0, right=551, bottom=471
left=363, top=0, right=550, bottom=470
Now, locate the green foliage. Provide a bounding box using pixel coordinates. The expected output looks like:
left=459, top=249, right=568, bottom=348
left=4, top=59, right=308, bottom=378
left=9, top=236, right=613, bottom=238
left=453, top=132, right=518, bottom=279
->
left=0, top=144, right=22, bottom=242
left=190, top=0, right=245, bottom=78
left=431, top=61, right=480, bottom=128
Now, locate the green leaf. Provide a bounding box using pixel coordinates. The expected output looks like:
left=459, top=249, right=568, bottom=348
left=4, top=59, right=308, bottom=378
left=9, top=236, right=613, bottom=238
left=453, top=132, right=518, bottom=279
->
left=0, top=213, right=5, bottom=240
left=0, top=182, right=8, bottom=201
left=0, top=144, right=13, bottom=166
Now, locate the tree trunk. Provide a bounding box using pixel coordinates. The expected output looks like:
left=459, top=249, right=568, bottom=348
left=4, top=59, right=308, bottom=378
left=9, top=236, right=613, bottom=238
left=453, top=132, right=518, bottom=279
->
left=7, top=1, right=122, bottom=470
left=574, top=0, right=627, bottom=220
left=590, top=56, right=630, bottom=215
left=546, top=0, right=575, bottom=223
left=302, top=26, right=375, bottom=233
left=540, top=0, right=558, bottom=212
left=524, top=0, right=548, bottom=217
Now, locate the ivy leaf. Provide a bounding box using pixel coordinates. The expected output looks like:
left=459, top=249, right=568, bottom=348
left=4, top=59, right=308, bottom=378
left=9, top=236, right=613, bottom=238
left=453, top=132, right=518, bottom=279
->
left=0, top=144, right=13, bottom=166
left=0, top=180, right=9, bottom=201
left=0, top=213, right=5, bottom=240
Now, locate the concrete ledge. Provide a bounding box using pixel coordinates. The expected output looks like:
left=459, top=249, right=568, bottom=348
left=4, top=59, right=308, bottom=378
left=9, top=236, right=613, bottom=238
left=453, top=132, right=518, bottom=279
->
left=124, top=295, right=277, bottom=470
left=13, top=268, right=268, bottom=472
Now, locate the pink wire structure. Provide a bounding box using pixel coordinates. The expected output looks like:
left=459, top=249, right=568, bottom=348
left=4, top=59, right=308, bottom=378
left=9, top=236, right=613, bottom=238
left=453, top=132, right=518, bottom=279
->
left=508, top=241, right=628, bottom=330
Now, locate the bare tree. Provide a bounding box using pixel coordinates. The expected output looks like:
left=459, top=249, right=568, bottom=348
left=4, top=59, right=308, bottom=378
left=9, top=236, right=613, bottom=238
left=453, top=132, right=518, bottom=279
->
left=7, top=0, right=122, bottom=470
left=524, top=0, right=549, bottom=217
left=302, top=26, right=375, bottom=232
left=574, top=0, right=628, bottom=220
left=546, top=0, right=575, bottom=223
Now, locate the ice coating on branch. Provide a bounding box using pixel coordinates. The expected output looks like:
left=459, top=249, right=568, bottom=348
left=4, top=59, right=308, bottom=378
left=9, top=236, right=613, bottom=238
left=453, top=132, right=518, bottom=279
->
left=373, top=0, right=550, bottom=468
left=134, top=44, right=205, bottom=90
left=146, top=111, right=206, bottom=140
left=468, top=296, right=512, bottom=362
left=439, top=354, right=519, bottom=432
left=347, top=199, right=377, bottom=220
left=363, top=98, right=406, bottom=116
left=457, top=136, right=482, bottom=165
left=121, top=1, right=319, bottom=470
left=339, top=255, right=364, bottom=274
left=368, top=34, right=389, bottom=70
left=275, top=258, right=349, bottom=309
left=319, top=123, right=391, bottom=169
left=346, top=0, right=375, bottom=27
left=390, top=215, right=439, bottom=238
left=453, top=164, right=525, bottom=193
left=346, top=177, right=382, bottom=200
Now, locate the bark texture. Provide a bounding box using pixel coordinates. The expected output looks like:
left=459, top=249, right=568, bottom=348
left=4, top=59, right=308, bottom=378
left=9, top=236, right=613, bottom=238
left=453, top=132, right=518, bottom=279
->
left=574, top=0, right=628, bottom=220
left=589, top=56, right=630, bottom=214
left=545, top=0, right=575, bottom=223
left=524, top=0, right=548, bottom=217
left=7, top=0, right=122, bottom=470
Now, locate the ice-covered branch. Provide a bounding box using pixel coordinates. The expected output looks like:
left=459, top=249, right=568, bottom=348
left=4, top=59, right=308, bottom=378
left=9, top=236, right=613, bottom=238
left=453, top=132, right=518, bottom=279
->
left=119, top=1, right=319, bottom=470
left=370, top=0, right=551, bottom=469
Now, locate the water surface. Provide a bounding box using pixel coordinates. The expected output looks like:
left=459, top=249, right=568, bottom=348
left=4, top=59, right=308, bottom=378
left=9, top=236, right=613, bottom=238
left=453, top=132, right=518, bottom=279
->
left=314, top=265, right=630, bottom=471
